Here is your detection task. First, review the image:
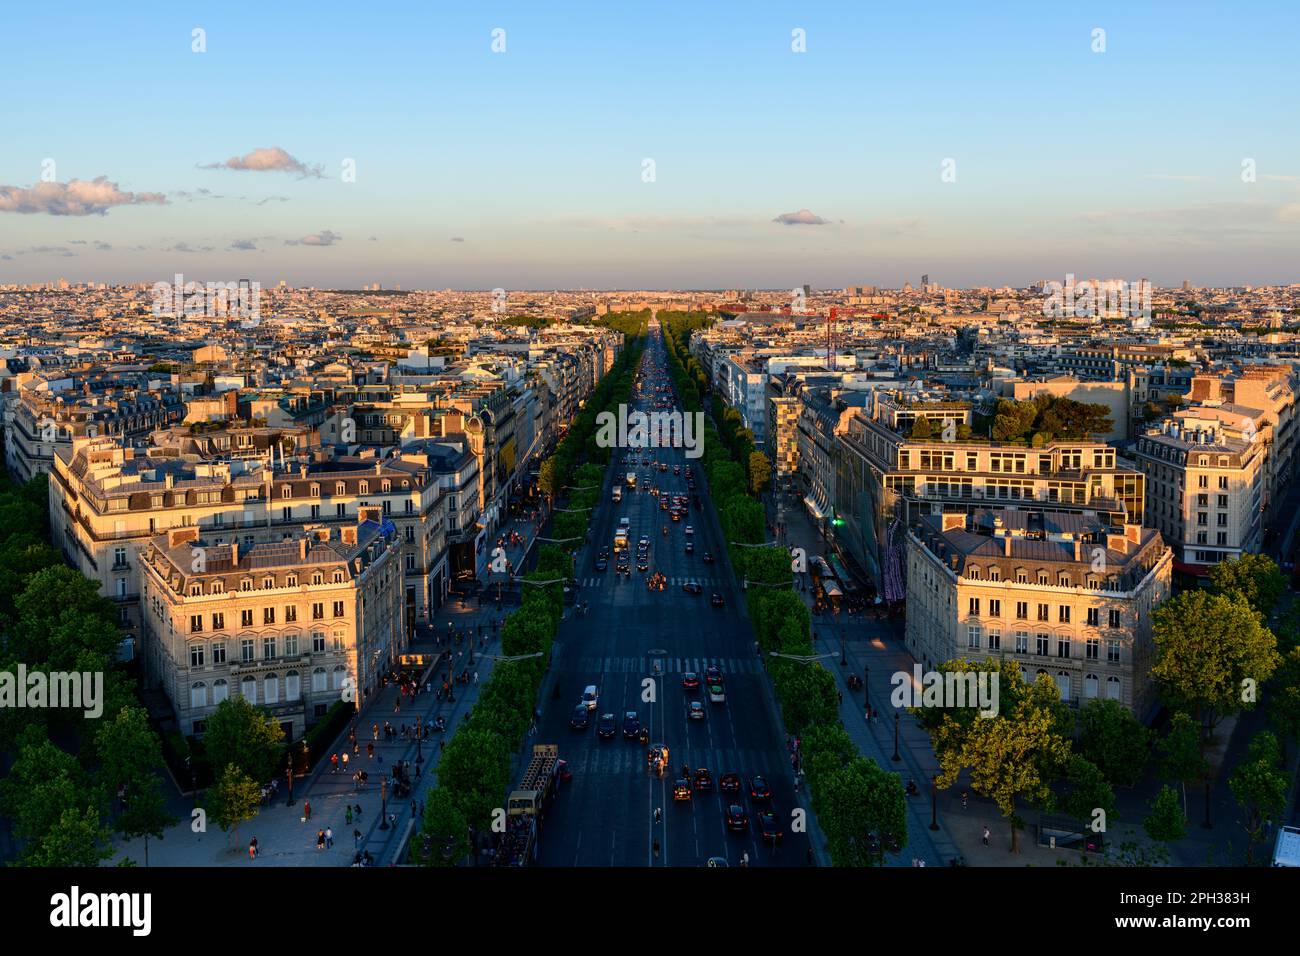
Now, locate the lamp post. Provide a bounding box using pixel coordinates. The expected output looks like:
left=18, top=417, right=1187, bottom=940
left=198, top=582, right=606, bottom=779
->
left=379, top=776, right=390, bottom=831
left=929, top=774, right=940, bottom=831
left=186, top=756, right=197, bottom=808
left=415, top=720, right=424, bottom=766
left=892, top=712, right=901, bottom=762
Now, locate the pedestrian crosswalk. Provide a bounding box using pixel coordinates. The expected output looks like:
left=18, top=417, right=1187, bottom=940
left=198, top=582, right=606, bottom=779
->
left=577, top=655, right=762, bottom=676
left=565, top=743, right=776, bottom=779
left=576, top=576, right=724, bottom=589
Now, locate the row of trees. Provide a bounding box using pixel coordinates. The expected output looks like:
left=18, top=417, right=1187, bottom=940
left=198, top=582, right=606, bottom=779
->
left=912, top=552, right=1295, bottom=863
left=660, top=314, right=907, bottom=864
left=0, top=475, right=177, bottom=865
left=990, top=394, right=1114, bottom=444
left=417, top=318, right=648, bottom=863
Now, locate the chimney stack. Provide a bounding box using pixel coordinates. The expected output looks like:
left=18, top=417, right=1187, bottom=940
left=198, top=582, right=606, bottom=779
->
left=230, top=541, right=239, bottom=567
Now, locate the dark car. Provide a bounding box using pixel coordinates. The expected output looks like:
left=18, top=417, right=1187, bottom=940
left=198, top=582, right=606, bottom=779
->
left=748, top=775, right=772, bottom=803
left=685, top=541, right=694, bottom=554
left=569, top=705, right=590, bottom=731
left=622, top=710, right=641, bottom=739
left=682, top=581, right=702, bottom=595
left=719, top=772, right=741, bottom=794
left=725, top=804, right=749, bottom=832
left=710, top=593, right=725, bottom=608
left=598, top=547, right=610, bottom=559
left=757, top=810, right=783, bottom=844
left=594, top=557, right=608, bottom=572
left=596, top=713, right=617, bottom=740
left=682, top=671, right=701, bottom=691
left=693, top=768, right=713, bottom=791
left=637, top=557, right=650, bottom=572
left=704, top=665, right=724, bottom=685
left=660, top=499, right=670, bottom=510
left=702, top=552, right=714, bottom=564
left=673, top=778, right=692, bottom=802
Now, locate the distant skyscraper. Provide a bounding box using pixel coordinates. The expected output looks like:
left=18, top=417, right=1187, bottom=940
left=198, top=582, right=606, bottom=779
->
left=921, top=274, right=929, bottom=287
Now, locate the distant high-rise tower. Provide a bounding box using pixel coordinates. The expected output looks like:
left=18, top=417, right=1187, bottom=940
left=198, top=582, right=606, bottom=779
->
left=921, top=274, right=929, bottom=287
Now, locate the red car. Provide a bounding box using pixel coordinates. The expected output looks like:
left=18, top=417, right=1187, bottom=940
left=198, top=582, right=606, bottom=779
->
left=682, top=671, right=701, bottom=690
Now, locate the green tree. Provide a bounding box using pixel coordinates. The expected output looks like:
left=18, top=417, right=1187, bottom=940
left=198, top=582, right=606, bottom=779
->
left=22, top=806, right=113, bottom=867
left=931, top=665, right=1072, bottom=853
left=1076, top=699, right=1151, bottom=788
left=438, top=727, right=512, bottom=828
left=1159, top=711, right=1209, bottom=817
left=1150, top=591, right=1282, bottom=734
left=208, top=763, right=262, bottom=848
left=0, top=729, right=87, bottom=852
left=117, top=776, right=175, bottom=867
left=1267, top=646, right=1300, bottom=762
left=417, top=786, right=470, bottom=867
left=1228, top=732, right=1287, bottom=864
left=1209, top=554, right=1286, bottom=617
left=909, top=416, right=933, bottom=440
left=1058, top=754, right=1116, bottom=824
left=748, top=451, right=772, bottom=494
left=814, top=757, right=906, bottom=866
left=1144, top=784, right=1186, bottom=843
left=203, top=696, right=286, bottom=783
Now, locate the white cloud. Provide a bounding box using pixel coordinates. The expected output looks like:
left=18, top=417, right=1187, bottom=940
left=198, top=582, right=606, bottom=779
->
left=773, top=208, right=830, bottom=226
left=0, top=177, right=167, bottom=216
left=201, top=147, right=324, bottom=179
left=285, top=229, right=342, bottom=246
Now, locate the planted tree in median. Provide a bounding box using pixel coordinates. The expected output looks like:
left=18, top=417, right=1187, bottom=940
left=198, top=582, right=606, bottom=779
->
left=203, top=695, right=287, bottom=784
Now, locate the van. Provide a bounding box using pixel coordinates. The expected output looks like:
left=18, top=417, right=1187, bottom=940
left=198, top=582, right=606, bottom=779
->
left=582, top=685, right=599, bottom=711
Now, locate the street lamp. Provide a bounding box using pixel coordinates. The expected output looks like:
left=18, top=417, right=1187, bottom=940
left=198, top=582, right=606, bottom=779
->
left=415, top=720, right=424, bottom=766
left=929, top=774, right=940, bottom=831
left=892, top=711, right=901, bottom=762
left=379, top=776, right=390, bottom=831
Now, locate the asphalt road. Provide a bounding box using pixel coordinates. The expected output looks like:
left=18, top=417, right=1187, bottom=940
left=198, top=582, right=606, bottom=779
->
left=535, top=329, right=812, bottom=868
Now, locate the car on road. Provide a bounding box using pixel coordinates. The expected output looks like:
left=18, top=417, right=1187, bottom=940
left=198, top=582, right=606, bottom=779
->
left=671, top=509, right=681, bottom=522
left=637, top=557, right=650, bottom=572
left=597, top=713, right=617, bottom=740
left=673, top=778, right=692, bottom=801
left=594, top=557, right=608, bottom=572
left=638, top=536, right=650, bottom=548
left=705, top=857, right=728, bottom=867
left=702, top=552, right=714, bottom=564
left=598, top=547, right=610, bottom=559
left=681, top=671, right=701, bottom=690
left=582, top=685, right=599, bottom=710
left=687, top=700, right=706, bottom=720
left=660, top=499, right=670, bottom=511
left=685, top=525, right=694, bottom=536
left=682, top=580, right=702, bottom=594
left=704, top=665, right=723, bottom=685
left=748, top=775, right=772, bottom=803
left=685, top=541, right=694, bottom=555
left=708, top=683, right=726, bottom=704
left=710, top=593, right=725, bottom=608
left=725, top=804, right=749, bottom=832
left=569, top=705, right=590, bottom=731
left=757, top=810, right=783, bottom=844
left=660, top=462, right=668, bottom=472
left=622, top=711, right=641, bottom=739
left=674, top=465, right=681, bottom=475
left=719, top=772, right=741, bottom=794
left=693, top=768, right=713, bottom=791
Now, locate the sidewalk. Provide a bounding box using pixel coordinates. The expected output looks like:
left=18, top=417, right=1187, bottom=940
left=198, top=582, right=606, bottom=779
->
left=111, top=513, right=542, bottom=867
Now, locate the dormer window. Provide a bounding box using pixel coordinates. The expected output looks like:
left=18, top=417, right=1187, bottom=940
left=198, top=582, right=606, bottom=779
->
left=263, top=576, right=275, bottom=589
left=988, top=567, right=1001, bottom=582
left=967, top=566, right=981, bottom=580
left=286, top=574, right=298, bottom=587
left=240, top=579, right=252, bottom=591
left=381, top=480, right=391, bottom=493
left=310, top=484, right=320, bottom=498
left=211, top=581, right=224, bottom=594
left=311, top=572, right=323, bottom=586
left=1058, top=573, right=1070, bottom=587
left=189, top=584, right=202, bottom=596
left=359, top=481, right=369, bottom=495
left=335, top=482, right=346, bottom=496
left=1198, top=456, right=1208, bottom=467
left=332, top=571, right=344, bottom=584
left=281, top=485, right=292, bottom=499
left=1037, top=571, right=1049, bottom=586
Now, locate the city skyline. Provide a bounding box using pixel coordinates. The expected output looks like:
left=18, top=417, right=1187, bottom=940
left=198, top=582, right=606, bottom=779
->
left=3, top=1, right=1300, bottom=289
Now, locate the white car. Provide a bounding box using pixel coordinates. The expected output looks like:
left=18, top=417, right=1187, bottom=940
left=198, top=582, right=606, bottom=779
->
left=684, top=526, right=694, bottom=536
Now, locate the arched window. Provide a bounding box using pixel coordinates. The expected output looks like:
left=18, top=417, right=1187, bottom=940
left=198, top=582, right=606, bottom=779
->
left=190, top=682, right=207, bottom=709
left=240, top=676, right=257, bottom=703
left=312, top=667, right=327, bottom=693
left=285, top=671, right=301, bottom=701
left=1054, top=671, right=1071, bottom=701
left=212, top=678, right=229, bottom=704
left=336, top=482, right=346, bottom=496
left=331, top=664, right=347, bottom=690
left=1084, top=673, right=1099, bottom=699
left=1105, top=675, right=1122, bottom=701
left=263, top=674, right=279, bottom=704
left=359, top=481, right=369, bottom=495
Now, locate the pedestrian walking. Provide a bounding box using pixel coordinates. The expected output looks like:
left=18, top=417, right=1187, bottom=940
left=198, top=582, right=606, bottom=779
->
left=303, top=800, right=312, bottom=821
left=330, top=753, right=339, bottom=773
left=249, top=837, right=258, bottom=860
left=316, top=829, right=326, bottom=851
left=982, top=826, right=990, bottom=847
left=341, top=752, right=349, bottom=772
left=653, top=840, right=660, bottom=858
left=473, top=670, right=479, bottom=684
left=346, top=805, right=354, bottom=825
left=962, top=790, right=969, bottom=809
left=354, top=828, right=362, bottom=848
left=367, top=742, right=374, bottom=759
left=372, top=723, right=379, bottom=741
left=325, top=826, right=334, bottom=849
left=654, top=807, right=662, bottom=824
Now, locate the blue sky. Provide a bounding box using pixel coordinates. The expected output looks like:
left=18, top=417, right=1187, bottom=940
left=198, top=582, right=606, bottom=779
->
left=1, top=1, right=1298, bottom=288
